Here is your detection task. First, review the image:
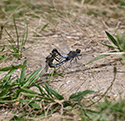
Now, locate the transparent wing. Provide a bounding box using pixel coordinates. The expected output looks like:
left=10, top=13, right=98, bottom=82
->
left=39, top=64, right=49, bottom=81
left=52, top=34, right=70, bottom=55
left=60, top=52, right=95, bottom=69
left=39, top=54, right=52, bottom=81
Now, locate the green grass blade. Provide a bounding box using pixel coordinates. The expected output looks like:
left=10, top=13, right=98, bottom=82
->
left=0, top=87, right=9, bottom=97
left=22, top=18, right=26, bottom=46
left=69, top=90, right=96, bottom=101
left=33, top=83, right=54, bottom=100
left=116, top=31, right=125, bottom=51
left=0, top=55, right=7, bottom=62
left=86, top=55, right=109, bottom=64
left=105, top=31, right=120, bottom=50
left=29, top=102, right=40, bottom=109
left=20, top=60, right=27, bottom=83
left=3, top=5, right=18, bottom=11
left=116, top=31, right=123, bottom=45
left=5, top=29, right=15, bottom=44
left=85, top=110, right=99, bottom=120
left=21, top=87, right=38, bottom=95
left=28, top=75, right=39, bottom=86
left=101, top=43, right=116, bottom=49
left=13, top=18, right=19, bottom=52
left=119, top=0, right=125, bottom=5
left=22, top=68, right=42, bottom=87
left=33, top=83, right=44, bottom=95
left=25, top=21, right=28, bottom=43
left=39, top=23, right=49, bottom=33
left=0, top=64, right=26, bottom=72
left=22, top=92, right=38, bottom=97
left=5, top=29, right=18, bottom=52
left=49, top=88, right=64, bottom=100
left=0, top=70, right=16, bottom=85
left=0, top=47, right=5, bottom=52
left=78, top=105, right=89, bottom=121
left=21, top=18, right=28, bottom=52
left=42, top=82, right=53, bottom=98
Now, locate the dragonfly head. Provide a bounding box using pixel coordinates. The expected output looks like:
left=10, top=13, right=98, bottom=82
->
left=52, top=48, right=58, bottom=53
left=76, top=49, right=81, bottom=53
left=52, top=48, right=62, bottom=56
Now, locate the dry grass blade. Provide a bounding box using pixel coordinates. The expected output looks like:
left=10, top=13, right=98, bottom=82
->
left=0, top=0, right=125, bottom=120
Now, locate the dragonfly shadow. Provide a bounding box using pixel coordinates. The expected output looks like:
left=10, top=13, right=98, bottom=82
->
left=41, top=35, right=117, bottom=81
left=63, top=62, right=118, bottom=75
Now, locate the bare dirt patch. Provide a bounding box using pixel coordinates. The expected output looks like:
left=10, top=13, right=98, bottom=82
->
left=0, top=0, right=125, bottom=120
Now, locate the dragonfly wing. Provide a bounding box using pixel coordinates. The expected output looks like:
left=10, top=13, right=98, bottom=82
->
left=62, top=53, right=95, bottom=69
left=81, top=53, right=96, bottom=64
left=53, top=34, right=70, bottom=55
left=39, top=64, right=48, bottom=80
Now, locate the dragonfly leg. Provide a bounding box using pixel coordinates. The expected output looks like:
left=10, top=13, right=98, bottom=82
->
left=69, top=58, right=74, bottom=66
left=75, top=57, right=85, bottom=67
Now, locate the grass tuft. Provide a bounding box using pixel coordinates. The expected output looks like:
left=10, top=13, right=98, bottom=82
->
left=4, top=18, right=28, bottom=59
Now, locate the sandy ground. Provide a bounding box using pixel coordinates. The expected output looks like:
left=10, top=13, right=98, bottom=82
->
left=0, top=0, right=125, bottom=120
left=16, top=16, right=125, bottom=99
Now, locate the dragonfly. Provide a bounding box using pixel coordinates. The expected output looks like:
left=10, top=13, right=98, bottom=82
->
left=49, top=48, right=83, bottom=67
left=40, top=34, right=93, bottom=80
left=42, top=49, right=59, bottom=72
left=44, top=34, right=85, bottom=69
left=39, top=48, right=65, bottom=80
left=39, top=49, right=58, bottom=80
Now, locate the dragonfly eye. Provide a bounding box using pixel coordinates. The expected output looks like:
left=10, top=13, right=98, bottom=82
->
left=76, top=49, right=81, bottom=53
left=52, top=48, right=58, bottom=53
